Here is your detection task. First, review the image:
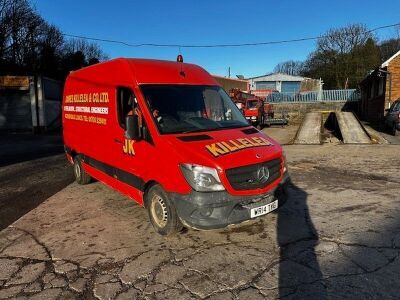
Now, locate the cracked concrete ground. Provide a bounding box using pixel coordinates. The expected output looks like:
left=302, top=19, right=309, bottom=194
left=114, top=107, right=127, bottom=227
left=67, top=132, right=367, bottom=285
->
left=0, top=144, right=400, bottom=299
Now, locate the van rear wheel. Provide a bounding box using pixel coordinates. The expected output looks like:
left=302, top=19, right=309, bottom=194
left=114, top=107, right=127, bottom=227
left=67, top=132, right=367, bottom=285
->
left=146, top=184, right=183, bottom=236
left=73, top=155, right=91, bottom=185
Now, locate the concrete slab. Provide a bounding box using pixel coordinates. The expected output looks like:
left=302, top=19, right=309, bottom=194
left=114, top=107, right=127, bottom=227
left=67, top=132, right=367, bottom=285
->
left=336, top=112, right=371, bottom=144
left=294, top=112, right=321, bottom=144
left=262, top=124, right=299, bottom=145
left=1, top=145, right=400, bottom=299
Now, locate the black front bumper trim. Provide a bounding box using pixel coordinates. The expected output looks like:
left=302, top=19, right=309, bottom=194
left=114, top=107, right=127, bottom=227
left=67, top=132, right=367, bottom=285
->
left=169, top=173, right=290, bottom=230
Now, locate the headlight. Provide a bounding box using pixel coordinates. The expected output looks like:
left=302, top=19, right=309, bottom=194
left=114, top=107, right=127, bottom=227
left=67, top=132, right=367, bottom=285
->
left=180, top=164, right=225, bottom=192
left=251, top=116, right=257, bottom=120
left=282, top=151, right=288, bottom=173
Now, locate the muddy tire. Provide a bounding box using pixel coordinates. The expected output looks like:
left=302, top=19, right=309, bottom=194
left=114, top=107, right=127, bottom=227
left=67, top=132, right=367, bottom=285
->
left=257, top=116, right=264, bottom=130
left=73, top=155, right=91, bottom=185
left=146, top=184, right=183, bottom=236
left=392, top=123, right=398, bottom=136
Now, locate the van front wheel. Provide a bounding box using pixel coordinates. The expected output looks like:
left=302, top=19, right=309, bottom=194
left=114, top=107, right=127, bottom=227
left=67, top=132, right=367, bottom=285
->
left=146, top=184, right=183, bottom=236
left=73, top=156, right=91, bottom=185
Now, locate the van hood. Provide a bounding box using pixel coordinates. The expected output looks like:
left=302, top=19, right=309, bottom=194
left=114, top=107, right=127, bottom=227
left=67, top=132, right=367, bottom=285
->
left=244, top=109, right=259, bottom=117
left=163, top=126, right=283, bottom=170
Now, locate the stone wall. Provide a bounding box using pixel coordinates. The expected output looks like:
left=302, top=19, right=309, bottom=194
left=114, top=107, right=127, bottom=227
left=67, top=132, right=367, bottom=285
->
left=272, top=101, right=359, bottom=124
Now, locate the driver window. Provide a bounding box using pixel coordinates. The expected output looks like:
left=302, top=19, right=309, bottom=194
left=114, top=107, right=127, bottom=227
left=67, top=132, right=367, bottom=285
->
left=117, top=87, right=136, bottom=129
left=203, top=89, right=225, bottom=121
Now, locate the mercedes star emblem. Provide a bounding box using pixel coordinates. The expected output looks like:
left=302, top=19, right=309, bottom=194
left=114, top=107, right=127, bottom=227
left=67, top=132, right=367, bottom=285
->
left=257, top=166, right=270, bottom=183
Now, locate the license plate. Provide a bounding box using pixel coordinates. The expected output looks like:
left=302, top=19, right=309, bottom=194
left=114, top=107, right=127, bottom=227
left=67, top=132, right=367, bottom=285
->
left=250, top=200, right=278, bottom=218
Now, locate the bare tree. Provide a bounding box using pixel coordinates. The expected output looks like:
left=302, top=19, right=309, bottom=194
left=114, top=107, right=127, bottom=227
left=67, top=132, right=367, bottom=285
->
left=0, top=0, right=107, bottom=78
left=379, top=38, right=400, bottom=62
left=63, top=38, right=108, bottom=62
left=273, top=60, right=304, bottom=76
left=303, top=24, right=380, bottom=88
left=317, top=24, right=374, bottom=54
left=0, top=0, right=44, bottom=68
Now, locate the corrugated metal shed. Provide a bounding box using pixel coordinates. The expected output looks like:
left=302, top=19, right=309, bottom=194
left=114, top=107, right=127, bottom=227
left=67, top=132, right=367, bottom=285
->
left=247, top=73, right=309, bottom=82
left=247, top=72, right=312, bottom=93
left=212, top=75, right=249, bottom=92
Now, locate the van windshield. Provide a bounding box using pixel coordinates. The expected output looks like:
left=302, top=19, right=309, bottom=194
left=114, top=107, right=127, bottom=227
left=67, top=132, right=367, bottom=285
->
left=140, top=85, right=249, bottom=134
left=246, top=100, right=259, bottom=109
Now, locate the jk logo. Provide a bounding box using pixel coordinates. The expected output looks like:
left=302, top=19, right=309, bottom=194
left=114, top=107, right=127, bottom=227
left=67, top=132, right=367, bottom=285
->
left=123, top=139, right=135, bottom=155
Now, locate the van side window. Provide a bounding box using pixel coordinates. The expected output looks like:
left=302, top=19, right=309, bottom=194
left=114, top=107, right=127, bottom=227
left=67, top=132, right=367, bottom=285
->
left=117, top=87, right=135, bottom=129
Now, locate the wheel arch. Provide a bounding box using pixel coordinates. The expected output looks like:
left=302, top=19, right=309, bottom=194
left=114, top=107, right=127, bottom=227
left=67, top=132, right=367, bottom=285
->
left=143, top=180, right=160, bottom=208
left=70, top=149, right=78, bottom=160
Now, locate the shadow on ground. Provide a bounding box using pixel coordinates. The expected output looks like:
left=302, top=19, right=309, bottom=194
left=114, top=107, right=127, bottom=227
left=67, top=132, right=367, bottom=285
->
left=0, top=133, right=73, bottom=230
left=0, top=133, right=65, bottom=167
left=1, top=145, right=400, bottom=298
left=277, top=183, right=327, bottom=298
left=362, top=121, right=400, bottom=144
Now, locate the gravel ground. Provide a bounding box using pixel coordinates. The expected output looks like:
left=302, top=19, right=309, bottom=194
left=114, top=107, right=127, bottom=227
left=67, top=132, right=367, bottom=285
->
left=262, top=125, right=299, bottom=145
left=0, top=133, right=74, bottom=230
left=1, top=144, right=399, bottom=299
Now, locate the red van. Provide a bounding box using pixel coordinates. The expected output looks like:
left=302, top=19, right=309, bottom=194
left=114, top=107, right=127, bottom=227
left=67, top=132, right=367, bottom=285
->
left=62, top=58, right=289, bottom=235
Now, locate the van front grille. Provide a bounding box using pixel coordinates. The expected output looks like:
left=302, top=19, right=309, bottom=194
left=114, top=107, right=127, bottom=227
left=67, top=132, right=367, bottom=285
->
left=225, top=159, right=281, bottom=190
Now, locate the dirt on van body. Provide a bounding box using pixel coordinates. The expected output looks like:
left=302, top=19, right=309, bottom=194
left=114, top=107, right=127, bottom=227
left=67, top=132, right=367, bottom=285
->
left=0, top=144, right=400, bottom=299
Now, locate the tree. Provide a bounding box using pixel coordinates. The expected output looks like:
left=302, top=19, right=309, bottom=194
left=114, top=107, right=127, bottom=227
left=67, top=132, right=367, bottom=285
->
left=60, top=39, right=109, bottom=77
left=273, top=60, right=304, bottom=76
left=379, top=38, right=400, bottom=62
left=63, top=38, right=108, bottom=62
left=0, top=0, right=44, bottom=72
left=302, top=24, right=380, bottom=89
left=351, top=38, right=381, bottom=86
left=0, top=0, right=107, bottom=79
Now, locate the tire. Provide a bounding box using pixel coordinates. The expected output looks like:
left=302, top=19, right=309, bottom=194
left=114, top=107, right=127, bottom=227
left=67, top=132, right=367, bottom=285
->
left=146, top=184, right=183, bottom=236
left=257, top=116, right=264, bottom=130
left=392, top=123, right=398, bottom=136
left=383, top=122, right=388, bottom=132
left=73, top=155, right=92, bottom=185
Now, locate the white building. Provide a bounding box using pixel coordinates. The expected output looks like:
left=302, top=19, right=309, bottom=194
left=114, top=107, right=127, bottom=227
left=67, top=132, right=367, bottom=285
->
left=247, top=73, right=321, bottom=93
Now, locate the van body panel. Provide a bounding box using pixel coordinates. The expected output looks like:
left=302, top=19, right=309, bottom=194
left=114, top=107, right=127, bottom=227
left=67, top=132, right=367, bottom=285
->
left=126, top=59, right=218, bottom=86
left=62, top=58, right=289, bottom=230
left=162, top=129, right=283, bottom=196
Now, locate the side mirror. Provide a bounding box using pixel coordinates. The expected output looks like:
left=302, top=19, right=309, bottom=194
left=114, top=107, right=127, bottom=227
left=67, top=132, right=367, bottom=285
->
left=125, top=115, right=142, bottom=140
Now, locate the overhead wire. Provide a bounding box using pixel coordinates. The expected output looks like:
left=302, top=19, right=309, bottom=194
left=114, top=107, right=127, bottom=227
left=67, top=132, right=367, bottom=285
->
left=62, top=22, right=400, bottom=48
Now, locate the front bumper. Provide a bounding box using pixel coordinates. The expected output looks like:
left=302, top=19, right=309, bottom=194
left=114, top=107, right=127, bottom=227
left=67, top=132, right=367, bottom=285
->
left=169, top=173, right=290, bottom=230
left=245, top=116, right=258, bottom=123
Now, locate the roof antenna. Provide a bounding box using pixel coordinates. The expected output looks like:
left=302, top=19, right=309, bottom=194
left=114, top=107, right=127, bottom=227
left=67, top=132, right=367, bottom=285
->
left=177, top=47, right=185, bottom=77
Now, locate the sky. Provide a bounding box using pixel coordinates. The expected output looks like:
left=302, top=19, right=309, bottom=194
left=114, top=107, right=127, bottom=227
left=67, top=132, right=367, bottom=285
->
left=31, top=0, right=400, bottom=78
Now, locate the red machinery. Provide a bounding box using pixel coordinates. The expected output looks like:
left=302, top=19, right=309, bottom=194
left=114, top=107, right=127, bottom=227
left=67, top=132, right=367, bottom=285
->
left=229, top=89, right=287, bottom=129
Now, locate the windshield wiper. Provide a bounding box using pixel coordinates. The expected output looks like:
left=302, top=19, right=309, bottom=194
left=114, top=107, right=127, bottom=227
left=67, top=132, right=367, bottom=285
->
left=181, top=127, right=221, bottom=134
left=221, top=124, right=249, bottom=130
left=181, top=124, right=248, bottom=134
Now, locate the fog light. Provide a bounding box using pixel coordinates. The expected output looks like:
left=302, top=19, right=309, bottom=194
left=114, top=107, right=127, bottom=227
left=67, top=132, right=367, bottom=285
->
left=199, top=207, right=213, bottom=217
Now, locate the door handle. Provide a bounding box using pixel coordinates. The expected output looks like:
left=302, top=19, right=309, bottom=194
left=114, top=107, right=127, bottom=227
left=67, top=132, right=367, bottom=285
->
left=114, top=138, right=123, bottom=144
